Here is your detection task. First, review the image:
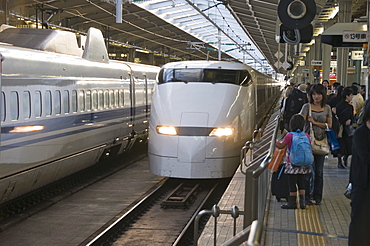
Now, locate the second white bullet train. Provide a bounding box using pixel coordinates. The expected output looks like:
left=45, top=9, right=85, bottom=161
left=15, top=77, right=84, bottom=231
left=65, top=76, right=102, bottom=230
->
left=0, top=26, right=159, bottom=205
left=148, top=60, right=282, bottom=179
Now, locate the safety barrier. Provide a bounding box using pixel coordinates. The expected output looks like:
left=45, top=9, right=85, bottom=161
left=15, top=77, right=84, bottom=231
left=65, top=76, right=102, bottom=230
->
left=192, top=89, right=283, bottom=245
left=193, top=107, right=282, bottom=245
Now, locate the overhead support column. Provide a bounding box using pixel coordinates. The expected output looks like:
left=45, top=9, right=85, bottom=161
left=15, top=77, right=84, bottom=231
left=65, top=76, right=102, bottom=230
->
left=322, top=22, right=333, bottom=83
left=128, top=49, right=135, bottom=63
left=308, top=47, right=314, bottom=84
left=314, top=36, right=321, bottom=84
left=148, top=53, right=154, bottom=65
left=116, top=0, right=122, bottom=23
left=337, top=0, right=352, bottom=86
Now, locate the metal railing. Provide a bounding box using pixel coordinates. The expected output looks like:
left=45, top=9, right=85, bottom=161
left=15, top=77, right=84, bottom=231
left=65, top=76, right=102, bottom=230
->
left=222, top=113, right=281, bottom=246
left=193, top=94, right=283, bottom=246
left=193, top=205, right=244, bottom=246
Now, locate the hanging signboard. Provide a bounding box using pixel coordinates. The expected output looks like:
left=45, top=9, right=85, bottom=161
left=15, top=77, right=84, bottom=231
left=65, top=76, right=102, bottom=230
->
left=351, top=50, right=364, bottom=60
left=311, top=60, right=322, bottom=66
left=343, top=31, right=368, bottom=43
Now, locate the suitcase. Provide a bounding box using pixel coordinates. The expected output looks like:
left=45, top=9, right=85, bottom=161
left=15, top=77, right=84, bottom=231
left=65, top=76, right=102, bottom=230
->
left=271, top=165, right=290, bottom=202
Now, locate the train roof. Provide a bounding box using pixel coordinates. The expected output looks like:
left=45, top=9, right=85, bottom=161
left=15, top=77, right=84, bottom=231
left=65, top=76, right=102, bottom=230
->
left=161, top=60, right=250, bottom=70
left=0, top=26, right=109, bottom=63
left=0, top=26, right=83, bottom=56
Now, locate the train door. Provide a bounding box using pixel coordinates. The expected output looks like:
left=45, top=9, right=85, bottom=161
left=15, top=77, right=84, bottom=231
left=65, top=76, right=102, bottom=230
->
left=129, top=73, right=136, bottom=125
left=144, top=75, right=149, bottom=121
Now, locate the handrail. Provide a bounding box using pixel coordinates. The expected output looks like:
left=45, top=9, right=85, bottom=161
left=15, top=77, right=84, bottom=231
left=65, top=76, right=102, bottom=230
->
left=252, top=114, right=281, bottom=179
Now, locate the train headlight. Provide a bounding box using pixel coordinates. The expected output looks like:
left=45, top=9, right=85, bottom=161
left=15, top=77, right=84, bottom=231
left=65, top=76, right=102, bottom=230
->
left=156, top=126, right=177, bottom=135
left=209, top=127, right=234, bottom=137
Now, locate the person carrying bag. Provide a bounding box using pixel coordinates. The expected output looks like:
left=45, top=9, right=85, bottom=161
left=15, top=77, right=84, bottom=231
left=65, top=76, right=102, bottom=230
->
left=275, top=114, right=312, bottom=209
left=299, top=84, right=332, bottom=205
left=309, top=104, right=330, bottom=155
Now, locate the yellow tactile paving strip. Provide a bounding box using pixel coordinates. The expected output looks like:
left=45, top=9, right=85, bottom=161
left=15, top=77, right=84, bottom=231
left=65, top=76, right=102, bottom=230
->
left=296, top=204, right=328, bottom=246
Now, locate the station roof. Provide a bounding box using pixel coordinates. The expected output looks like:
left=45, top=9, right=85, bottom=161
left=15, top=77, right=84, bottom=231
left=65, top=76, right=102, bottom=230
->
left=4, top=0, right=368, bottom=74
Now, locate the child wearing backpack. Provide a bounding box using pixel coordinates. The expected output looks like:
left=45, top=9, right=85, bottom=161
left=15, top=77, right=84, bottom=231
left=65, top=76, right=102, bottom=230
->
left=276, top=114, right=312, bottom=209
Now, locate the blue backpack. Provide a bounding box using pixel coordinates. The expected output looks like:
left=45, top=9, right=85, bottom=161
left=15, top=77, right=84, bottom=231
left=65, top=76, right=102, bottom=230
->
left=289, top=130, right=313, bottom=166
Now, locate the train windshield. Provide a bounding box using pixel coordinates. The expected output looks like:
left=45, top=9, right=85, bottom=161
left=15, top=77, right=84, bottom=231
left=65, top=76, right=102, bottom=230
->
left=158, top=68, right=251, bottom=86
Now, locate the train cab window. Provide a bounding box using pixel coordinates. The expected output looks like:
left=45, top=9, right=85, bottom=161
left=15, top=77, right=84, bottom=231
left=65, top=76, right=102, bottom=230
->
left=203, top=69, right=251, bottom=85
left=34, top=90, right=42, bottom=117
left=98, top=90, right=103, bottom=109
left=1, top=91, right=5, bottom=122
left=159, top=68, right=201, bottom=84
left=104, top=90, right=109, bottom=108
left=86, top=90, right=91, bottom=111
left=78, top=90, right=85, bottom=112
left=63, top=90, right=70, bottom=114
left=158, top=68, right=251, bottom=86
left=54, top=90, right=61, bottom=115
left=72, top=90, right=77, bottom=113
left=10, top=91, right=19, bottom=120
left=44, top=90, right=52, bottom=116
left=119, top=90, right=124, bottom=107
left=92, top=90, right=98, bottom=110
left=109, top=90, right=115, bottom=108
left=23, top=91, right=31, bottom=119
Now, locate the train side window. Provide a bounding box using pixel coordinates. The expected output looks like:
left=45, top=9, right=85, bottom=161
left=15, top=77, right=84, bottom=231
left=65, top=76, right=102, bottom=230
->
left=104, top=90, right=109, bottom=108
left=23, top=91, right=31, bottom=119
left=63, top=90, right=70, bottom=114
left=34, top=90, right=42, bottom=117
left=54, top=90, right=61, bottom=115
left=98, top=90, right=104, bottom=109
left=10, top=91, right=19, bottom=120
left=109, top=90, right=114, bottom=108
left=1, top=91, right=5, bottom=122
left=72, top=90, right=77, bottom=112
left=86, top=90, right=91, bottom=111
left=78, top=90, right=85, bottom=112
left=114, top=90, right=119, bottom=107
left=119, top=90, right=124, bottom=107
left=92, top=90, right=98, bottom=110
left=45, top=90, right=52, bottom=116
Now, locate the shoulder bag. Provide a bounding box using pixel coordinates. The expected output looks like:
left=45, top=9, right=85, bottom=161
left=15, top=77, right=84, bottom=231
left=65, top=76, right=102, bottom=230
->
left=309, top=104, right=330, bottom=155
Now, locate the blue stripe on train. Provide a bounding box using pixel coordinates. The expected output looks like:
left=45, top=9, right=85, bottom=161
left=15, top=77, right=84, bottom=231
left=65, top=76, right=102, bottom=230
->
left=1, top=105, right=150, bottom=150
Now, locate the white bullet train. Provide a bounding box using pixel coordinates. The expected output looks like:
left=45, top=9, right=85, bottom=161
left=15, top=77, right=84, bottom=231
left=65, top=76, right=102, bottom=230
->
left=148, top=60, right=282, bottom=179
left=0, top=26, right=159, bottom=204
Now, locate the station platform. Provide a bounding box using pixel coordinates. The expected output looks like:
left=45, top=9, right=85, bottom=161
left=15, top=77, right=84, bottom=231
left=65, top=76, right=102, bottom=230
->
left=198, top=154, right=351, bottom=246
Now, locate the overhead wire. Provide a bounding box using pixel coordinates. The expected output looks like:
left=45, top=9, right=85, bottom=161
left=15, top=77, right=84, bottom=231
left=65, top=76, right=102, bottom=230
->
left=30, top=0, right=218, bottom=60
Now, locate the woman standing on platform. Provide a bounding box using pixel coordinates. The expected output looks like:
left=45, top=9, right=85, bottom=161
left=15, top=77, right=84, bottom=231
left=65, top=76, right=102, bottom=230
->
left=299, top=84, right=332, bottom=205
left=348, top=99, right=370, bottom=246
left=335, top=87, right=354, bottom=169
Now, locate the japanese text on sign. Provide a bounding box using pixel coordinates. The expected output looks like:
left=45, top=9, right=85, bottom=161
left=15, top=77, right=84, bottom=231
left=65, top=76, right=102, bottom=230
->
left=343, top=31, right=368, bottom=42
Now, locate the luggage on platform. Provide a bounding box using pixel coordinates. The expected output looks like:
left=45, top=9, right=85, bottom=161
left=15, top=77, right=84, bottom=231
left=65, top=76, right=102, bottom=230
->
left=271, top=165, right=290, bottom=202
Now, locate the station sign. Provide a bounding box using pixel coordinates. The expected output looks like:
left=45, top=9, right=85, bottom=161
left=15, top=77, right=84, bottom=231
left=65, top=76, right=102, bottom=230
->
left=311, top=60, right=322, bottom=66
left=343, top=31, right=368, bottom=43
left=351, top=50, right=364, bottom=60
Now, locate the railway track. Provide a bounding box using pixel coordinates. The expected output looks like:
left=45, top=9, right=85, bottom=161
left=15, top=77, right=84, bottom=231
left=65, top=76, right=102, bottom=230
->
left=0, top=144, right=148, bottom=231
left=83, top=178, right=231, bottom=246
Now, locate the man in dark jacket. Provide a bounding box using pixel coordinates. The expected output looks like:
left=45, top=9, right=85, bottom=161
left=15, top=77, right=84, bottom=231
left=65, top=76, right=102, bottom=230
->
left=283, top=84, right=308, bottom=131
